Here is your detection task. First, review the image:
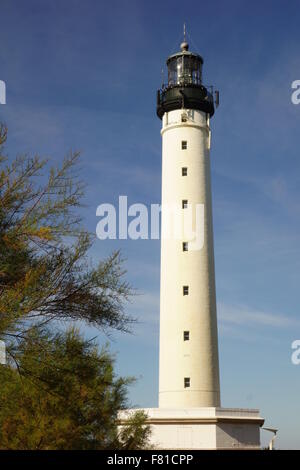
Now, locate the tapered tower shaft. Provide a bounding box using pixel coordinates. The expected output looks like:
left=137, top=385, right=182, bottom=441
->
left=157, top=41, right=220, bottom=408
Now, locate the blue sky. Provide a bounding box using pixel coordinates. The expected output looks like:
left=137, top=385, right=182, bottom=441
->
left=1, top=0, right=300, bottom=449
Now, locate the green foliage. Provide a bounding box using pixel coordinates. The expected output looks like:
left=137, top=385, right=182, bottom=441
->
left=0, top=123, right=134, bottom=338
left=0, top=124, right=151, bottom=450
left=0, top=327, right=150, bottom=449
left=117, top=410, right=153, bottom=450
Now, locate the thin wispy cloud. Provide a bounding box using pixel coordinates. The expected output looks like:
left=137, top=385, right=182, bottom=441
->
left=218, top=302, right=298, bottom=328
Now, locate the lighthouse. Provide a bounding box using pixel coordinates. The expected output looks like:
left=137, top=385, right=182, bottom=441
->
left=157, top=39, right=220, bottom=410
left=119, top=35, right=265, bottom=450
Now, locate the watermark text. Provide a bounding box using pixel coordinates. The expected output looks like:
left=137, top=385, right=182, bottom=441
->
left=291, top=80, right=300, bottom=105
left=96, top=196, right=205, bottom=250
left=0, top=80, right=6, bottom=105
left=291, top=340, right=300, bottom=365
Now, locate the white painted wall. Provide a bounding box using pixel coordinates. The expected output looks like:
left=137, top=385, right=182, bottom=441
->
left=150, top=423, right=217, bottom=449
left=118, top=408, right=263, bottom=450
left=159, top=108, right=220, bottom=408
left=216, top=423, right=260, bottom=449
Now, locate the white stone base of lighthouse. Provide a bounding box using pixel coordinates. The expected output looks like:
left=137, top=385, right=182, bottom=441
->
left=119, top=407, right=264, bottom=450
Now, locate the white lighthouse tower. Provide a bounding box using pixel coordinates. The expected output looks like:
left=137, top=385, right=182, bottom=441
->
left=157, top=39, right=220, bottom=410
left=120, top=36, right=265, bottom=449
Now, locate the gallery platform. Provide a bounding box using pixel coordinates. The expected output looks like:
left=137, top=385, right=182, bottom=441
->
left=119, top=407, right=264, bottom=450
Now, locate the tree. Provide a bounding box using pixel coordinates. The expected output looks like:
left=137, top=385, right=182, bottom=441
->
left=0, top=124, right=151, bottom=449
left=0, top=123, right=134, bottom=340
left=0, top=327, right=151, bottom=450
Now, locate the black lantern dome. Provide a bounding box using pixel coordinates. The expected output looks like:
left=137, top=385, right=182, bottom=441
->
left=156, top=41, right=214, bottom=119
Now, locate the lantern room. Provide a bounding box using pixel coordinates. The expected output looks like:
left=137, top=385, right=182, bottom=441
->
left=166, top=41, right=203, bottom=87
left=156, top=41, right=215, bottom=119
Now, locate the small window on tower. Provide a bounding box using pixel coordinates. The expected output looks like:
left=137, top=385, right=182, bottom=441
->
left=182, top=167, right=188, bottom=176
left=183, top=286, right=189, bottom=296
left=181, top=140, right=187, bottom=150
left=183, top=331, right=190, bottom=341
left=184, top=377, right=190, bottom=388
left=182, top=200, right=188, bottom=209
left=182, top=242, right=188, bottom=252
